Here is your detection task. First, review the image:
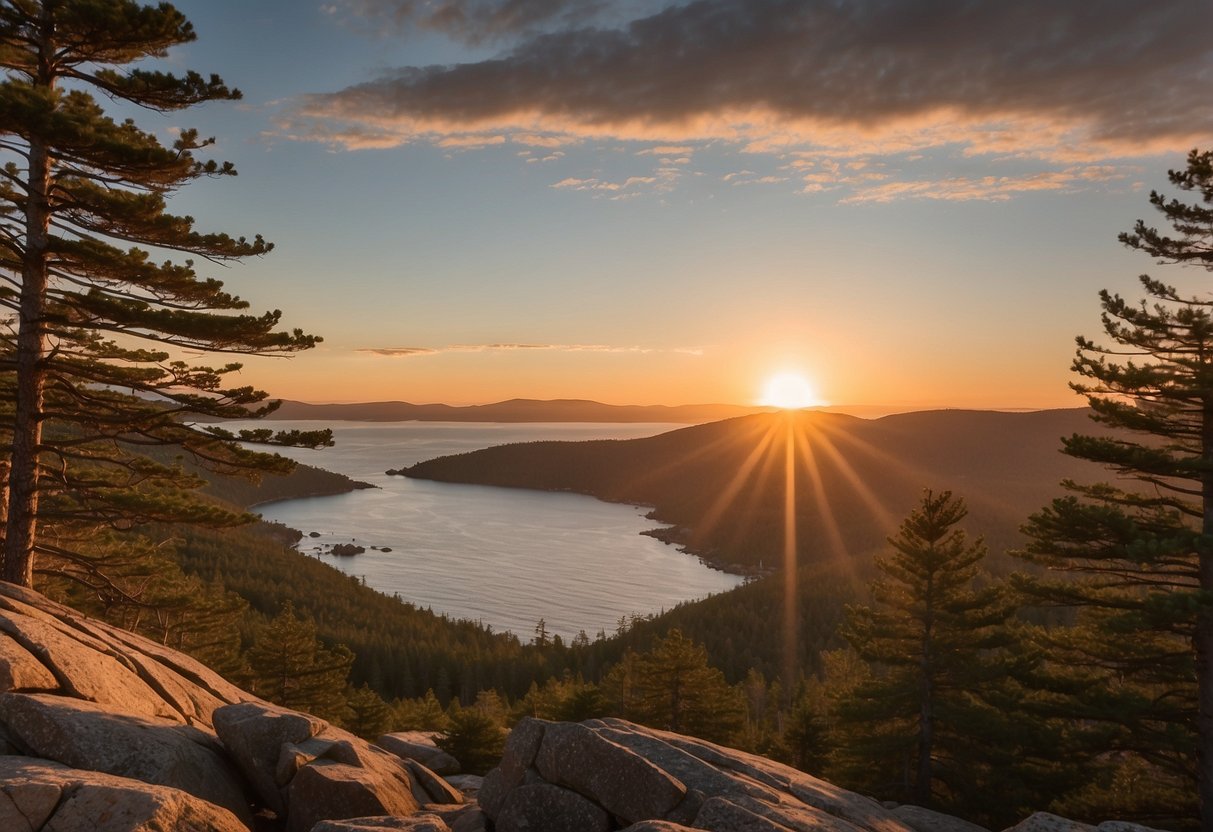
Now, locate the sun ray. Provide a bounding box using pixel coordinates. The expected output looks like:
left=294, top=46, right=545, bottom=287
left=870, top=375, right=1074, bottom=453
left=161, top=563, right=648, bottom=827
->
left=783, top=415, right=799, bottom=689
left=692, top=421, right=782, bottom=543
left=793, top=421, right=850, bottom=565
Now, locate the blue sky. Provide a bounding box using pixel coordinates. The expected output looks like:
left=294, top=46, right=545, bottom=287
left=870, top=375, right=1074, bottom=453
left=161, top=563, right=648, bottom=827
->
left=155, top=0, right=1212, bottom=407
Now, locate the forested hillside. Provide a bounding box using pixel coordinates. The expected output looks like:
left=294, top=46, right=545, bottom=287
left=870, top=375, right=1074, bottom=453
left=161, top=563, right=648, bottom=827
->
left=403, top=408, right=1099, bottom=572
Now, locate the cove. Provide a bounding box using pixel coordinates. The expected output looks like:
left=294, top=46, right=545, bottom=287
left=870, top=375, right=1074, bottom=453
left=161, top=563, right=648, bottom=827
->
left=227, top=421, right=744, bottom=640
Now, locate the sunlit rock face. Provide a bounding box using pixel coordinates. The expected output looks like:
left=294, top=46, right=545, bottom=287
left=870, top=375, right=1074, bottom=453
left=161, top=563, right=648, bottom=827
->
left=0, top=584, right=463, bottom=832
left=0, top=583, right=1175, bottom=832
left=482, top=716, right=917, bottom=832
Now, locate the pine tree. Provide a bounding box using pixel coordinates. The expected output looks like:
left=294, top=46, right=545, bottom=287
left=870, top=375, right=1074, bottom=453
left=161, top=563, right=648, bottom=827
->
left=344, top=683, right=394, bottom=740
left=835, top=490, right=1013, bottom=811
left=245, top=602, right=353, bottom=722
left=436, top=706, right=506, bottom=776
left=604, top=629, right=745, bottom=743
left=1018, top=149, right=1213, bottom=829
left=0, top=0, right=329, bottom=589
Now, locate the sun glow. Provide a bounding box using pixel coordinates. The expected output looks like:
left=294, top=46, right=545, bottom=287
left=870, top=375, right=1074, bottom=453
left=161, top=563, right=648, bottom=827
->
left=760, top=372, right=824, bottom=409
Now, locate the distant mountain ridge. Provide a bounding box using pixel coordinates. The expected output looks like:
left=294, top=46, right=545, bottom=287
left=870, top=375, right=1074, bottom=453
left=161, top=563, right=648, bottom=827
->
left=267, top=398, right=774, bottom=423
left=401, top=408, right=1104, bottom=573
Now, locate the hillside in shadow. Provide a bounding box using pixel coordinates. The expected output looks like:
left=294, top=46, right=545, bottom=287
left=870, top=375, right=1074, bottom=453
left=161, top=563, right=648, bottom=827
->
left=403, top=408, right=1104, bottom=572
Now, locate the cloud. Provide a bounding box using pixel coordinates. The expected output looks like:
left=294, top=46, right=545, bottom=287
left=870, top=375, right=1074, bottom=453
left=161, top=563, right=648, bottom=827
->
left=358, top=342, right=702, bottom=356
left=294, top=0, right=1211, bottom=165
left=359, top=347, right=440, bottom=356
left=552, top=175, right=657, bottom=192
left=637, top=145, right=694, bottom=156
left=436, top=133, right=506, bottom=148
left=840, top=165, right=1131, bottom=203
left=330, top=0, right=644, bottom=43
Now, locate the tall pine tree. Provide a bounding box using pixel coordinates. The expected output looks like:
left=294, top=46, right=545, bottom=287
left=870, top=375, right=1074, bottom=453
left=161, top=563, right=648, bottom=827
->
left=0, top=0, right=328, bottom=588
left=1019, top=149, right=1213, bottom=830
left=834, top=490, right=1013, bottom=812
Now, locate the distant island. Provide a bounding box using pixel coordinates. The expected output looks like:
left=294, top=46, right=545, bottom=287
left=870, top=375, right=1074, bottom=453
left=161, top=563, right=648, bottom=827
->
left=263, top=397, right=773, bottom=423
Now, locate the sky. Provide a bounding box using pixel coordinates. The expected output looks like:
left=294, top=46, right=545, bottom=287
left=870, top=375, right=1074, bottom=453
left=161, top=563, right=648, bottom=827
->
left=148, top=0, right=1213, bottom=408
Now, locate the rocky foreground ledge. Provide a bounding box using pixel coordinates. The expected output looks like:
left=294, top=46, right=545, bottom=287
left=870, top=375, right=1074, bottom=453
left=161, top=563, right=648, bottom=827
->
left=0, top=582, right=1172, bottom=832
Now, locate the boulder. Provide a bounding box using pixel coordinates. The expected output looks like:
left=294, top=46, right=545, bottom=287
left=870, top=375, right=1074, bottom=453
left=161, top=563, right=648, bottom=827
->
left=288, top=750, right=419, bottom=832
left=402, top=758, right=464, bottom=804
left=0, top=608, right=178, bottom=722
left=1003, top=814, right=1095, bottom=832
left=484, top=718, right=923, bottom=832
left=0, top=632, right=57, bottom=692
left=310, top=818, right=451, bottom=832
left=694, top=796, right=798, bottom=832
left=214, top=701, right=423, bottom=832
left=895, top=804, right=991, bottom=832
left=443, top=774, right=483, bottom=796
left=0, top=756, right=246, bottom=832
left=0, top=692, right=252, bottom=825
left=449, top=807, right=488, bottom=832
left=213, top=701, right=327, bottom=815
left=479, top=717, right=548, bottom=817
left=534, top=721, right=687, bottom=824
left=378, top=732, right=460, bottom=775
left=0, top=581, right=250, bottom=730
left=495, top=783, right=611, bottom=832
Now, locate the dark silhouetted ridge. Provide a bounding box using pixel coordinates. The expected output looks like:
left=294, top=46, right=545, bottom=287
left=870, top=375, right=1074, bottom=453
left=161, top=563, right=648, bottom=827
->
left=402, top=408, right=1100, bottom=572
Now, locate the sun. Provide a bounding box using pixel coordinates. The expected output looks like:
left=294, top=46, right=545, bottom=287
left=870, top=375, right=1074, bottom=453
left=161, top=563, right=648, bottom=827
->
left=760, top=372, right=824, bottom=410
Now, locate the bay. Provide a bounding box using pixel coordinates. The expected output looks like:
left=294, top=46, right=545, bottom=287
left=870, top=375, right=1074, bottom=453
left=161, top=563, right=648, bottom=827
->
left=224, top=420, right=744, bottom=640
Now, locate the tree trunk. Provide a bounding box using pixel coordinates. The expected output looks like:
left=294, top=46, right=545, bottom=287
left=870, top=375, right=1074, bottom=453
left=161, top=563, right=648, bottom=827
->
left=1199, top=401, right=1213, bottom=832
left=3, top=13, right=54, bottom=588
left=915, top=569, right=935, bottom=807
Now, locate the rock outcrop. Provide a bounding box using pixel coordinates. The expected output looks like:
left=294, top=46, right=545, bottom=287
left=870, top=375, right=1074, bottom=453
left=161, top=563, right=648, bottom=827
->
left=378, top=731, right=461, bottom=775
left=0, top=583, right=459, bottom=832
left=0, top=583, right=1176, bottom=832
left=482, top=716, right=914, bottom=832
left=212, top=700, right=461, bottom=832
left=0, top=756, right=248, bottom=832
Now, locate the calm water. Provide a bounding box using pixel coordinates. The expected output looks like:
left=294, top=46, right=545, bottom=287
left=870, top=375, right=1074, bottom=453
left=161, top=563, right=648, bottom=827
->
left=226, top=421, right=743, bottom=639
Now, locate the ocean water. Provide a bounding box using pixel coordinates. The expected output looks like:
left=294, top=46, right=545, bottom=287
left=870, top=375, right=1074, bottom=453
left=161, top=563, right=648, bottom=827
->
left=226, top=421, right=744, bottom=640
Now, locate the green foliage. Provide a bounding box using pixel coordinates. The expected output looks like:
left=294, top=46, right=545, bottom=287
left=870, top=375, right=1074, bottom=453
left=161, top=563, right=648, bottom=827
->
left=833, top=490, right=1017, bottom=817
left=344, top=684, right=394, bottom=740
left=38, top=528, right=247, bottom=677
left=1017, top=149, right=1213, bottom=831
left=245, top=601, right=354, bottom=723
left=0, top=0, right=329, bottom=588
left=393, top=690, right=450, bottom=732
left=437, top=704, right=507, bottom=775
left=513, top=673, right=606, bottom=723
left=603, top=629, right=745, bottom=744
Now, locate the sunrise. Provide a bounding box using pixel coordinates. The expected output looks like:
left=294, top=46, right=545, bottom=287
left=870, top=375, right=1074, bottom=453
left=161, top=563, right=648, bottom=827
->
left=0, top=1, right=1210, bottom=830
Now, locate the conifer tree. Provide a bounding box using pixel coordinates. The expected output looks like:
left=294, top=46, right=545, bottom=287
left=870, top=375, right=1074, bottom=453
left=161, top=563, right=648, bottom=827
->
left=246, top=602, right=354, bottom=722
left=1019, top=149, right=1213, bottom=829
left=604, top=629, right=745, bottom=743
left=835, top=490, right=1013, bottom=810
left=344, top=683, right=394, bottom=740
left=0, top=0, right=328, bottom=588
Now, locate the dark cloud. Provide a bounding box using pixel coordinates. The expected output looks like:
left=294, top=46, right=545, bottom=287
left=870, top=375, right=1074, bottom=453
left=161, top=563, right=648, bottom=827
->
left=298, top=0, right=1212, bottom=157
left=332, top=0, right=625, bottom=43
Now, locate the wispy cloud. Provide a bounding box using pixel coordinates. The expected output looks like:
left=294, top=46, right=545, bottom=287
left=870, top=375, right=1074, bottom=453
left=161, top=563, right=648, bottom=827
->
left=840, top=165, right=1131, bottom=203
left=358, top=342, right=704, bottom=357
left=436, top=133, right=506, bottom=148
